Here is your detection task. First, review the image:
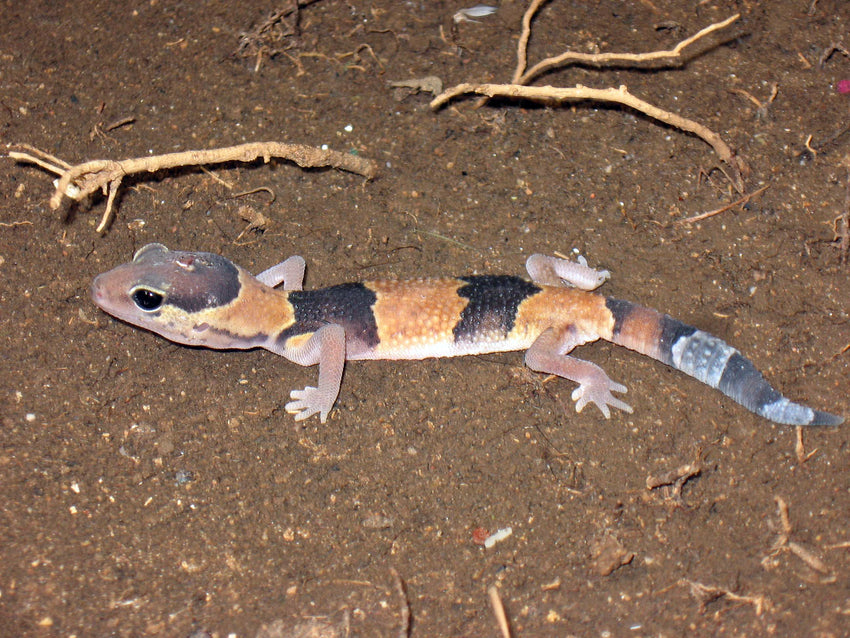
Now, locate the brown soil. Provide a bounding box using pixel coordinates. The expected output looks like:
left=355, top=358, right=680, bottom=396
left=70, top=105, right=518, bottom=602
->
left=2, top=1, right=848, bottom=636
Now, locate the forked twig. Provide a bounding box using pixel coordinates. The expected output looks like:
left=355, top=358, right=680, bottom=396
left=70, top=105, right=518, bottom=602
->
left=9, top=141, right=378, bottom=233
left=514, top=10, right=740, bottom=85
left=436, top=6, right=745, bottom=192
left=763, top=496, right=834, bottom=580
left=432, top=83, right=746, bottom=192
left=511, top=0, right=547, bottom=84
left=679, top=579, right=770, bottom=616
left=676, top=184, right=769, bottom=224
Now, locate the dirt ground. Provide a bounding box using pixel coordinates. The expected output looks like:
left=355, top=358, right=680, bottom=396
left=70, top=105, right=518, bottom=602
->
left=1, top=1, right=849, bottom=636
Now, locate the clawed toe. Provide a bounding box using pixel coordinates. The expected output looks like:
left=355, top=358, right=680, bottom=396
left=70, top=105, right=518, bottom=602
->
left=285, top=386, right=329, bottom=423
left=571, top=381, right=632, bottom=418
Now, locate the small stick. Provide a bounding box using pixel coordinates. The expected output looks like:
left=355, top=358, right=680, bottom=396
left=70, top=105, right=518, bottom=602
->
left=391, top=568, right=410, bottom=638
left=839, top=159, right=850, bottom=264
left=432, top=83, right=746, bottom=191
left=676, top=184, right=769, bottom=224
left=488, top=585, right=512, bottom=638
left=228, top=186, right=276, bottom=203
left=10, top=141, right=378, bottom=233
left=804, top=134, right=818, bottom=157
left=10, top=143, right=72, bottom=172
left=511, top=0, right=548, bottom=83
left=103, top=116, right=136, bottom=133
left=646, top=462, right=700, bottom=505
left=764, top=496, right=833, bottom=578
left=819, top=42, right=850, bottom=67
left=679, top=579, right=769, bottom=616
left=443, top=7, right=744, bottom=189
left=517, top=14, right=740, bottom=85
left=795, top=426, right=818, bottom=463
left=775, top=495, right=792, bottom=537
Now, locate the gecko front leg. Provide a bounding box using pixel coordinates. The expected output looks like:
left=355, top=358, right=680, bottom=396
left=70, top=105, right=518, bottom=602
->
left=525, top=327, right=632, bottom=418
left=256, top=255, right=306, bottom=291
left=270, top=323, right=346, bottom=423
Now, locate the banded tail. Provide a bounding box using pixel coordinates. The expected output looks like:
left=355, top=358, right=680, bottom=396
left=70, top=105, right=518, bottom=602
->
left=604, top=298, right=843, bottom=426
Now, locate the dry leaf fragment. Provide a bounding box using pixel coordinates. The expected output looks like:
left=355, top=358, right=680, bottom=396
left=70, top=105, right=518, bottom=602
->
left=589, top=534, right=634, bottom=576
left=390, top=76, right=444, bottom=96
left=454, top=5, right=497, bottom=23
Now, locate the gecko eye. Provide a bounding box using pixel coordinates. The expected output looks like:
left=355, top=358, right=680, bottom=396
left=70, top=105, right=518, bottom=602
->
left=131, top=288, right=164, bottom=311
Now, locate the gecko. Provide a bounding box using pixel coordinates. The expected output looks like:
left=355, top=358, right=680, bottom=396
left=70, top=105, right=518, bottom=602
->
left=90, top=243, right=843, bottom=427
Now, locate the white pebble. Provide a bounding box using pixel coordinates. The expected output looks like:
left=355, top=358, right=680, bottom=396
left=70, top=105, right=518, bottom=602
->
left=484, top=526, right=513, bottom=548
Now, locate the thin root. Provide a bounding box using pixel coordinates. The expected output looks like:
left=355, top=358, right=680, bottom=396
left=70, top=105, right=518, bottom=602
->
left=488, top=585, right=512, bottom=638
left=646, top=462, right=701, bottom=505
left=10, top=141, right=378, bottom=233
left=763, top=496, right=834, bottom=581
left=679, top=579, right=770, bottom=616
left=676, top=184, right=769, bottom=224
left=432, top=83, right=746, bottom=192
left=516, top=13, right=740, bottom=85
left=437, top=9, right=745, bottom=191
left=839, top=158, right=850, bottom=264
left=391, top=568, right=410, bottom=638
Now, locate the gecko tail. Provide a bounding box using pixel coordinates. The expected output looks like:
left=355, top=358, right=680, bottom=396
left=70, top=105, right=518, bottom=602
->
left=604, top=298, right=843, bottom=426
left=716, top=352, right=844, bottom=426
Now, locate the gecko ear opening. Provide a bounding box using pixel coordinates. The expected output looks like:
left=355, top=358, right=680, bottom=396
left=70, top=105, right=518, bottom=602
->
left=131, top=288, right=165, bottom=311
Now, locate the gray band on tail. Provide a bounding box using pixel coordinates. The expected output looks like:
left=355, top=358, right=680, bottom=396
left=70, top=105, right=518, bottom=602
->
left=606, top=297, right=842, bottom=426
left=668, top=326, right=841, bottom=426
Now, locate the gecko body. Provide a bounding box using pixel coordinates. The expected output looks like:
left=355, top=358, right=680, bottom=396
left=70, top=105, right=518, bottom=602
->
left=91, top=243, right=843, bottom=426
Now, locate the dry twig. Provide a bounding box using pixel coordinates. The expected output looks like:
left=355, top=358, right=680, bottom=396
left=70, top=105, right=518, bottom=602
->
left=763, top=496, right=834, bottom=582
left=432, top=83, right=746, bottom=191
left=513, top=8, right=740, bottom=86
left=435, top=7, right=746, bottom=192
left=488, top=585, right=512, bottom=638
left=675, top=184, right=769, bottom=224
left=837, top=158, right=850, bottom=264
left=9, top=141, right=377, bottom=233
left=730, top=84, right=778, bottom=121
left=646, top=461, right=701, bottom=505
left=794, top=426, right=818, bottom=464
left=390, top=568, right=410, bottom=638
left=819, top=42, right=850, bottom=67
left=511, top=0, right=547, bottom=84
left=679, top=579, right=770, bottom=616
left=236, top=1, right=325, bottom=72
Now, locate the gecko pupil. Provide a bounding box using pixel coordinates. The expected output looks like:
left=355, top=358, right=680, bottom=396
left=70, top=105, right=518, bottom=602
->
left=132, top=288, right=164, bottom=311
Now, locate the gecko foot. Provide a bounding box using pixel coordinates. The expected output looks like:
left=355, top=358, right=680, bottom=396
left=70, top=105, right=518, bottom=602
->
left=526, top=254, right=610, bottom=290
left=285, top=386, right=332, bottom=423
left=571, top=379, right=633, bottom=418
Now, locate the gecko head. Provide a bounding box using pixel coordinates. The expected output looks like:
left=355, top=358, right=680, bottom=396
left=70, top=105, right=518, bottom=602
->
left=91, top=243, right=245, bottom=347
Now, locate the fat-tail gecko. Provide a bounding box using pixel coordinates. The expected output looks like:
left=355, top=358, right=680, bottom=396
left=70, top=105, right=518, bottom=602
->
left=91, top=244, right=843, bottom=426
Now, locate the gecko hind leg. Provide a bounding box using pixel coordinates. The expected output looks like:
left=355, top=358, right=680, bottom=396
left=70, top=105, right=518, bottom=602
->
left=526, top=254, right=610, bottom=291
left=525, top=327, right=632, bottom=418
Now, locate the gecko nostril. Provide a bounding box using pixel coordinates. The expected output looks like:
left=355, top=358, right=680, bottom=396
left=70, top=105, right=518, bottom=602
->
left=90, top=277, right=107, bottom=303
